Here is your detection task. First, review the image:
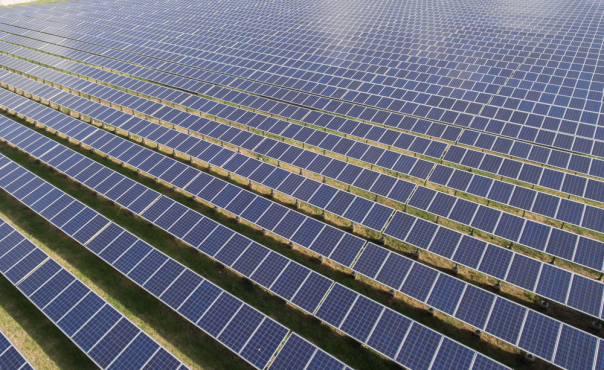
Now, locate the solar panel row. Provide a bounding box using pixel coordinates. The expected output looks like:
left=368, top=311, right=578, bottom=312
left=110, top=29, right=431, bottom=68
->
left=0, top=215, right=190, bottom=370
left=7, top=0, right=600, bottom=194
left=2, top=53, right=602, bottom=281
left=5, top=0, right=604, bottom=164
left=0, top=42, right=438, bottom=181
left=0, top=17, right=459, bottom=160
left=0, top=36, right=431, bottom=191
left=0, top=58, right=409, bottom=221
left=0, top=43, right=602, bottom=245
left=0, top=125, right=505, bottom=370
left=1, top=27, right=602, bottom=216
left=0, top=155, right=359, bottom=370
left=14, top=1, right=600, bottom=158
left=407, top=183, right=604, bottom=271
left=0, top=51, right=417, bottom=219
left=383, top=209, right=604, bottom=319
left=0, top=2, right=602, bottom=370
left=17, top=2, right=600, bottom=233
left=3, top=59, right=604, bottom=284
left=3, top=13, right=604, bottom=185
left=16, top=0, right=595, bottom=61
left=0, top=329, right=33, bottom=370
left=441, top=143, right=604, bottom=201
left=3, top=15, right=602, bottom=220
left=353, top=243, right=601, bottom=369
left=0, top=72, right=379, bottom=266
left=2, top=86, right=602, bottom=325
left=24, top=0, right=597, bottom=91
left=427, top=164, right=604, bottom=234
left=0, top=92, right=599, bottom=370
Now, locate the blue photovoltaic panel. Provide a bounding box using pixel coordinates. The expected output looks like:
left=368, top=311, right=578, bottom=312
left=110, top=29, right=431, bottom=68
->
left=374, top=253, right=413, bottom=291
left=477, top=245, right=513, bottom=280
left=366, top=308, right=411, bottom=359
left=0, top=215, right=190, bottom=370
left=57, top=293, right=106, bottom=337
left=428, top=228, right=461, bottom=258
left=406, top=219, right=438, bottom=250
left=250, top=252, right=289, bottom=288
left=0, top=151, right=309, bottom=369
left=5, top=6, right=604, bottom=368
left=315, top=284, right=358, bottom=328
left=352, top=243, right=389, bottom=278
left=452, top=236, right=486, bottom=269
left=218, top=305, right=264, bottom=353
left=178, top=282, right=223, bottom=324
left=553, top=325, right=598, bottom=370
left=505, top=254, right=541, bottom=292
left=448, top=199, right=478, bottom=225
left=161, top=270, right=204, bottom=310
left=431, top=338, right=475, bottom=370
left=426, top=274, right=466, bottom=315
left=269, top=334, right=316, bottom=370
left=566, top=275, right=604, bottom=318
left=396, top=324, right=441, bottom=370
left=517, top=311, right=560, bottom=361
left=384, top=212, right=416, bottom=241
left=88, top=319, right=140, bottom=368
left=239, top=320, right=289, bottom=369
left=0, top=330, right=32, bottom=370
left=4, top=79, right=600, bottom=332
left=485, top=298, right=527, bottom=344
left=400, top=263, right=438, bottom=302
left=427, top=192, right=456, bottom=217
left=290, top=272, right=332, bottom=314
left=329, top=233, right=365, bottom=267
left=270, top=263, right=310, bottom=300
left=472, top=354, right=509, bottom=370
left=340, top=295, right=383, bottom=342
left=455, top=285, right=494, bottom=330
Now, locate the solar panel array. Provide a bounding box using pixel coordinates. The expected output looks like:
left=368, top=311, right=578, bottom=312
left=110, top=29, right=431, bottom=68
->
left=2, top=29, right=604, bottom=277
left=0, top=214, right=190, bottom=370
left=0, top=152, right=361, bottom=370
left=0, top=38, right=603, bottom=229
left=0, top=47, right=407, bottom=231
left=2, top=49, right=604, bottom=284
left=3, top=2, right=604, bottom=181
left=4, top=2, right=597, bottom=165
left=2, top=70, right=604, bottom=327
left=0, top=72, right=600, bottom=370
left=0, top=66, right=380, bottom=265
left=0, top=0, right=603, bottom=369
left=0, top=329, right=33, bottom=370
left=0, top=104, right=509, bottom=370
left=3, top=19, right=604, bottom=207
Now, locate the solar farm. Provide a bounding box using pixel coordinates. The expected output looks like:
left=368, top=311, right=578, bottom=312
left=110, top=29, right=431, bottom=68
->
left=0, top=0, right=603, bottom=369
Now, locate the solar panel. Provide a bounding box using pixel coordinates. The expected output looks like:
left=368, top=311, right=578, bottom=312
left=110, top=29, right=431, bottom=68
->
left=3, top=3, right=604, bottom=369
left=0, top=218, right=188, bottom=370
left=13, top=48, right=600, bottom=258
left=0, top=329, right=33, bottom=370
left=0, top=135, right=509, bottom=370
